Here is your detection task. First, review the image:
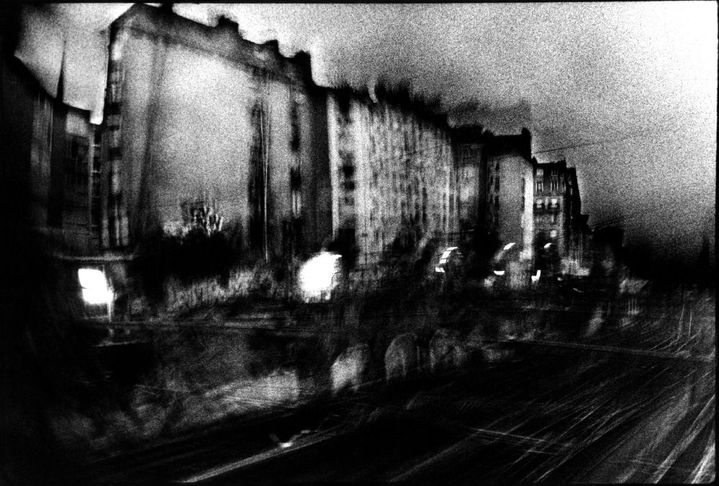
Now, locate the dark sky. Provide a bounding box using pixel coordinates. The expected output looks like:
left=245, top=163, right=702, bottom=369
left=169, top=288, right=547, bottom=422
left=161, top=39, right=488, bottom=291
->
left=41, top=3, right=718, bottom=263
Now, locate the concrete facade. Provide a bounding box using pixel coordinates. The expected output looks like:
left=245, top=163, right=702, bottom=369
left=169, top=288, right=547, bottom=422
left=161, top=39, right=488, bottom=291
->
left=103, top=4, right=331, bottom=260
left=485, top=130, right=535, bottom=262
left=326, top=88, right=458, bottom=274
left=452, top=125, right=489, bottom=236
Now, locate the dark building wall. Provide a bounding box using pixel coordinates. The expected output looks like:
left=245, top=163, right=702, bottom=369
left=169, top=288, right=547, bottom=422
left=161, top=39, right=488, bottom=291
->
left=2, top=8, right=97, bottom=256
left=1, top=12, right=34, bottom=228
left=305, top=88, right=332, bottom=253
left=452, top=125, right=489, bottom=235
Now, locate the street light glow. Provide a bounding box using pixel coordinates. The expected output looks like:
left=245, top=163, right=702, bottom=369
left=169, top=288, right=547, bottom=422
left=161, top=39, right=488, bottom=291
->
left=78, top=268, right=113, bottom=305
left=503, top=242, right=516, bottom=251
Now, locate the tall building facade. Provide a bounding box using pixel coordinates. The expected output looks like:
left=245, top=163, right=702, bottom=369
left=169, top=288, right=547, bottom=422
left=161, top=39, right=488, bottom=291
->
left=452, top=125, right=490, bottom=236
left=3, top=6, right=101, bottom=256
left=534, top=160, right=590, bottom=275
left=103, top=4, right=331, bottom=260
left=326, top=87, right=458, bottom=275
left=484, top=129, right=535, bottom=262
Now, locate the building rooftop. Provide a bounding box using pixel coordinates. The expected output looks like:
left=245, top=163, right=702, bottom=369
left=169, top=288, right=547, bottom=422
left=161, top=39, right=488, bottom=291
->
left=111, top=3, right=314, bottom=86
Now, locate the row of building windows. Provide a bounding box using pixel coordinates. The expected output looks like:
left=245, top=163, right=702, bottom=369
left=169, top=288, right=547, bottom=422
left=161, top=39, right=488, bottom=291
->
left=535, top=169, right=562, bottom=192
left=535, top=197, right=560, bottom=210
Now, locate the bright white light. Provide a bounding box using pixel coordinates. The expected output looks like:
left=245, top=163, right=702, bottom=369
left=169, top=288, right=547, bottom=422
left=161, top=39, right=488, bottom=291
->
left=531, top=270, right=542, bottom=283
left=78, top=268, right=113, bottom=305
left=493, top=270, right=505, bottom=276
left=503, top=242, right=516, bottom=251
left=279, top=441, right=293, bottom=449
left=543, top=243, right=552, bottom=250
left=439, top=247, right=458, bottom=263
left=298, top=252, right=342, bottom=301
left=435, top=266, right=445, bottom=273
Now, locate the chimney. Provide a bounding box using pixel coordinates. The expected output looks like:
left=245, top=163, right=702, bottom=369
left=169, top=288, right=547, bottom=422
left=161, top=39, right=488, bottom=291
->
left=216, top=15, right=240, bottom=35
left=293, top=50, right=313, bottom=82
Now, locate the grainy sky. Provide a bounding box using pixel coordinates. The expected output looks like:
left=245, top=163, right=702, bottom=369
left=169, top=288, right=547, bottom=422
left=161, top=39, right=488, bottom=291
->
left=43, top=3, right=717, bottom=263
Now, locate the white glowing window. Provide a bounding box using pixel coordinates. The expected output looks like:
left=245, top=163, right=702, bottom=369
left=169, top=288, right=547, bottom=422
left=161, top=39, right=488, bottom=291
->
left=78, top=268, right=113, bottom=305
left=298, top=252, right=342, bottom=301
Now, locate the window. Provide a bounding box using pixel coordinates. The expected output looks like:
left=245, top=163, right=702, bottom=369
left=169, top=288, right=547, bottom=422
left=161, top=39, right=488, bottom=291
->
left=290, top=97, right=300, bottom=151
left=536, top=177, right=544, bottom=193
left=550, top=170, right=559, bottom=191
left=494, top=175, right=500, bottom=192
left=337, top=95, right=351, bottom=122
left=248, top=103, right=267, bottom=250
left=521, top=178, right=526, bottom=210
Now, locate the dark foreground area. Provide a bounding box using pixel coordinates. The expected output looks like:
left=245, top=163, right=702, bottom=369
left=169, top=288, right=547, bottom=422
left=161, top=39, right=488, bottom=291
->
left=67, top=344, right=713, bottom=485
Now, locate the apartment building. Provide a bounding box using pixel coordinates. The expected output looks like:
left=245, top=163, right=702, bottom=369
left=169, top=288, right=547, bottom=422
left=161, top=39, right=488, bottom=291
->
left=326, top=85, right=458, bottom=277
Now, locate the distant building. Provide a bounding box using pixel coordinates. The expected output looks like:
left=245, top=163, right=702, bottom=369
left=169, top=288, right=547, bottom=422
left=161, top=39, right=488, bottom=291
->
left=452, top=125, right=490, bottom=236
left=533, top=159, right=590, bottom=276
left=2, top=7, right=100, bottom=256
left=103, top=4, right=331, bottom=261
left=485, top=129, right=535, bottom=263
left=325, top=86, right=458, bottom=278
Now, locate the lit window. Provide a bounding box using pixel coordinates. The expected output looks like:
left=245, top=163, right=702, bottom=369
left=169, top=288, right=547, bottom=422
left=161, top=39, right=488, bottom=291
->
left=78, top=268, right=113, bottom=305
